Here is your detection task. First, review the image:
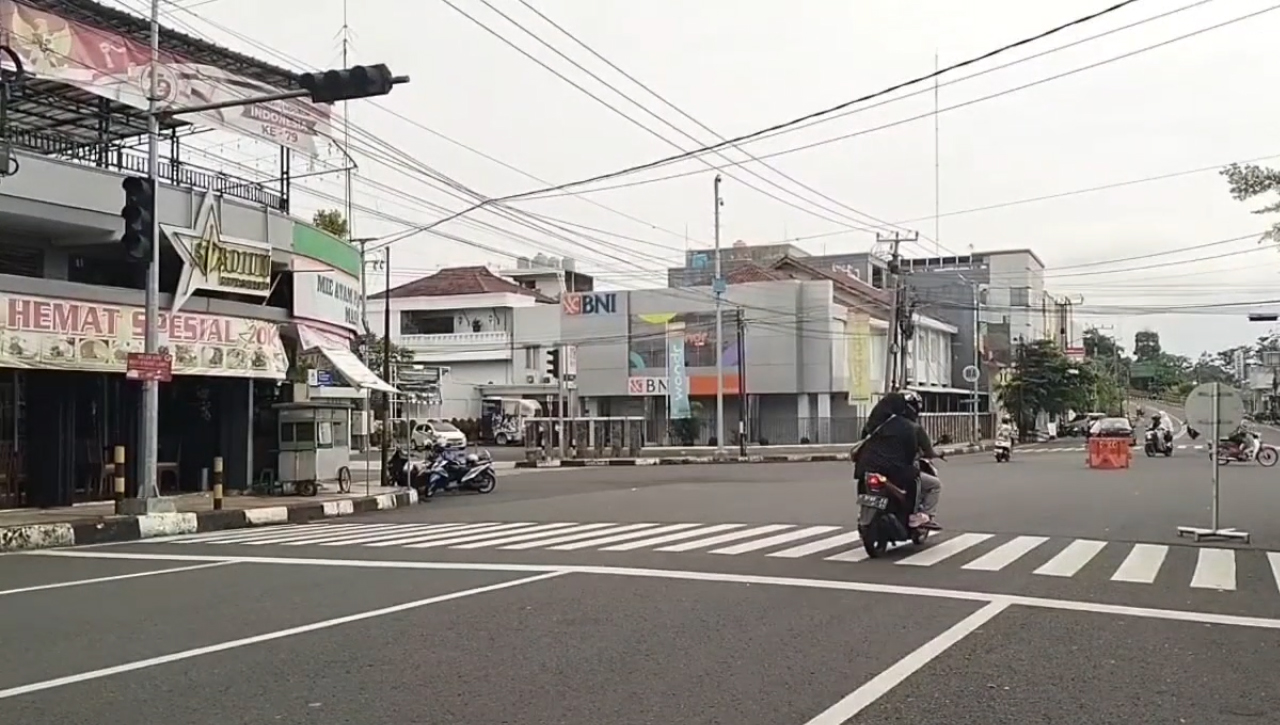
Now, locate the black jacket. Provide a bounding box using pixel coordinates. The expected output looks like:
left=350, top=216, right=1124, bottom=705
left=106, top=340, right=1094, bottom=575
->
left=855, top=415, right=937, bottom=486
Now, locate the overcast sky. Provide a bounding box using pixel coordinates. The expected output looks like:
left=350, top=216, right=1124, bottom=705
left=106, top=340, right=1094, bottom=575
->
left=104, top=0, right=1280, bottom=358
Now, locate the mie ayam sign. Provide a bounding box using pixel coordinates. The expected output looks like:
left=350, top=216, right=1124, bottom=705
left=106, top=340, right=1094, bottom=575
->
left=163, top=190, right=273, bottom=313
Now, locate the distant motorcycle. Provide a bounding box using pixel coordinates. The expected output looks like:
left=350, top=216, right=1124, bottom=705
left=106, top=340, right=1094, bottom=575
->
left=1143, top=429, right=1173, bottom=457
left=993, top=435, right=1011, bottom=463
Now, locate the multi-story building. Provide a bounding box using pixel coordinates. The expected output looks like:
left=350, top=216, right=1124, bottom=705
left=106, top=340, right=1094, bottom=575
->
left=667, top=244, right=1082, bottom=399
left=0, top=0, right=390, bottom=507
left=363, top=264, right=571, bottom=419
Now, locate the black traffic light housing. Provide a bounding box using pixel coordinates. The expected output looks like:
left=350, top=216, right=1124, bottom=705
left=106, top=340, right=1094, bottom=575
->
left=120, top=176, right=154, bottom=262
left=1249, top=313, right=1279, bottom=322
left=298, top=64, right=396, bottom=104
left=546, top=348, right=561, bottom=379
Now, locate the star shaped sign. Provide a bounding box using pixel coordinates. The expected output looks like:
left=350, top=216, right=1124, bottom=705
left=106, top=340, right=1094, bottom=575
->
left=162, top=190, right=274, bottom=313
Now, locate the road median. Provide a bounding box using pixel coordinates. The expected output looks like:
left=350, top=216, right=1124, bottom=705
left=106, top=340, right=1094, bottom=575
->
left=514, top=442, right=990, bottom=468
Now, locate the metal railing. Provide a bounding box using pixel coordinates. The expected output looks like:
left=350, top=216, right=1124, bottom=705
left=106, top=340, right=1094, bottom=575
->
left=662, top=413, right=996, bottom=447
left=11, top=129, right=287, bottom=211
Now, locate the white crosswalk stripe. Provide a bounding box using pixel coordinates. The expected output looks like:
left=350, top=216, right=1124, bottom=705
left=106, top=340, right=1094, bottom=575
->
left=137, top=521, right=1280, bottom=595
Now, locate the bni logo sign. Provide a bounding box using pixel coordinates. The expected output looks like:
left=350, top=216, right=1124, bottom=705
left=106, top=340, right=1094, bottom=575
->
left=562, top=292, right=618, bottom=315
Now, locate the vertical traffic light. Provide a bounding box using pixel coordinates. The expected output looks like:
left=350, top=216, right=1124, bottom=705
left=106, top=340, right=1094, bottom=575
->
left=545, top=348, right=561, bottom=379
left=297, top=64, right=396, bottom=104
left=120, top=176, right=154, bottom=262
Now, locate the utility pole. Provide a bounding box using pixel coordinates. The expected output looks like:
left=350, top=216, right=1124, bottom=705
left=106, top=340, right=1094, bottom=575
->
left=736, top=307, right=747, bottom=457
left=380, top=247, right=392, bottom=486
left=877, top=231, right=917, bottom=392
left=341, top=0, right=355, bottom=266
left=970, top=281, right=981, bottom=443
left=713, top=174, right=725, bottom=456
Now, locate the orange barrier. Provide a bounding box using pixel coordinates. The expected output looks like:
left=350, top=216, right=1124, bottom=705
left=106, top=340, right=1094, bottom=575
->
left=1087, top=437, right=1131, bottom=469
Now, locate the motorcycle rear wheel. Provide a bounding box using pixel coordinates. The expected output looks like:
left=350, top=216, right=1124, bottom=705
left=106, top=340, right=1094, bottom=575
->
left=474, top=472, right=497, bottom=494
left=858, top=523, right=888, bottom=558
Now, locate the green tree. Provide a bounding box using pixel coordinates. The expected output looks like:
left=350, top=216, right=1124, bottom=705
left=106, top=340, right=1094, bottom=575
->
left=1221, top=163, right=1280, bottom=242
left=357, top=333, right=414, bottom=374
left=313, top=209, right=349, bottom=239
left=1133, top=330, right=1162, bottom=361
left=998, top=339, right=1094, bottom=436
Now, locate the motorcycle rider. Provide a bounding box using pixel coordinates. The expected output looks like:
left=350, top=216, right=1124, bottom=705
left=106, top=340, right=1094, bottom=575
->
left=1147, top=413, right=1168, bottom=453
left=996, top=416, right=1015, bottom=445
left=855, top=390, right=942, bottom=530
left=1225, top=421, right=1259, bottom=459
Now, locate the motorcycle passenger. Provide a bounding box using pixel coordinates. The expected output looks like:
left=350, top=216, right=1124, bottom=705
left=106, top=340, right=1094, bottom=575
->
left=854, top=390, right=942, bottom=530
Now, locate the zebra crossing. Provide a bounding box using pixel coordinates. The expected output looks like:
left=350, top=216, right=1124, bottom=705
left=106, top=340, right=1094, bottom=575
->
left=1021, top=443, right=1205, bottom=454
left=139, top=521, right=1280, bottom=594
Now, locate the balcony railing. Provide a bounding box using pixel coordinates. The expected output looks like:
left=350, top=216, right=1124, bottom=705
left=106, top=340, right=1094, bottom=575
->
left=399, top=331, right=512, bottom=361
left=11, top=129, right=287, bottom=212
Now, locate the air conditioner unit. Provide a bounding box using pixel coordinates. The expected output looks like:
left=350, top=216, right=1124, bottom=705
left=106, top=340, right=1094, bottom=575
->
left=541, top=376, right=554, bottom=384
left=525, top=373, right=536, bottom=383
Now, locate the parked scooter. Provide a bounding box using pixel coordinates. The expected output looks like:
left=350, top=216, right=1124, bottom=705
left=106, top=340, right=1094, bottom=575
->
left=387, top=447, right=428, bottom=489
left=420, top=446, right=498, bottom=499
left=856, top=457, right=943, bottom=558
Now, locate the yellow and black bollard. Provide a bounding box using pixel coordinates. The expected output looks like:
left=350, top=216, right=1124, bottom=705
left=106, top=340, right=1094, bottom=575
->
left=212, top=456, right=224, bottom=510
left=113, top=445, right=126, bottom=515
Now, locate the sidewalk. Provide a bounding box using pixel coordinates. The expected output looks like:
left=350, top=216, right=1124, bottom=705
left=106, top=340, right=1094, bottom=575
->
left=0, top=484, right=418, bottom=553
left=515, top=441, right=992, bottom=468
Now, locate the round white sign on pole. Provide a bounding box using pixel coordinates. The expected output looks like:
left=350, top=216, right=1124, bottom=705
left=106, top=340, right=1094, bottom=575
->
left=1183, top=382, right=1244, bottom=432
left=962, top=365, right=980, bottom=383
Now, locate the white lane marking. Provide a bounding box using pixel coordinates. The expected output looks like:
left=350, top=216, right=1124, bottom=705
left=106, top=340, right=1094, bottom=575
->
left=824, top=545, right=875, bottom=563
left=363, top=522, right=532, bottom=547
left=540, top=523, right=701, bottom=551
left=1268, top=553, right=1280, bottom=594
left=896, top=533, right=994, bottom=567
left=318, top=523, right=481, bottom=546
left=450, top=523, right=620, bottom=549
left=1111, top=544, right=1169, bottom=584
left=505, top=523, right=660, bottom=551
left=31, top=549, right=1280, bottom=631
left=404, top=523, right=580, bottom=549
left=961, top=536, right=1049, bottom=571
left=710, top=526, right=840, bottom=556
left=655, top=524, right=794, bottom=552
left=1190, top=548, right=1237, bottom=591
left=0, top=561, right=234, bottom=597
left=0, top=570, right=566, bottom=700
left=278, top=524, right=431, bottom=546
left=600, top=524, right=745, bottom=551
left=768, top=531, right=862, bottom=558
left=802, top=601, right=1009, bottom=724
left=1034, top=540, right=1107, bottom=577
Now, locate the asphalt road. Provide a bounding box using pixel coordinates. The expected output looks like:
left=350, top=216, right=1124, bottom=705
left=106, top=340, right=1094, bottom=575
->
left=7, top=444, right=1280, bottom=723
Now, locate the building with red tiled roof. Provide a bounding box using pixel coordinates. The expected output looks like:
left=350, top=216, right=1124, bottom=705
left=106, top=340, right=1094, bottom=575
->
left=371, top=266, right=557, bottom=304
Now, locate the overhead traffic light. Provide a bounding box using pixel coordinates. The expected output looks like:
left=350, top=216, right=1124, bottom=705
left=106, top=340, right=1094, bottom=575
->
left=546, top=348, right=561, bottom=379
left=297, top=64, right=396, bottom=104
left=120, top=176, right=154, bottom=262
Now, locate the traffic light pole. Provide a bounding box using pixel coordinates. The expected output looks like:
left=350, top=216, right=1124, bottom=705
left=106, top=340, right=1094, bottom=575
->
left=137, top=0, right=165, bottom=506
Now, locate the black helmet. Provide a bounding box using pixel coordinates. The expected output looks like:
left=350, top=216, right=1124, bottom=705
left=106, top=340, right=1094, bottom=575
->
left=900, top=389, right=922, bottom=420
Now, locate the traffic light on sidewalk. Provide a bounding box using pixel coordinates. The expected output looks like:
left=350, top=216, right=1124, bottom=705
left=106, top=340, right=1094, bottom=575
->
left=298, top=64, right=396, bottom=104
left=120, top=176, right=154, bottom=262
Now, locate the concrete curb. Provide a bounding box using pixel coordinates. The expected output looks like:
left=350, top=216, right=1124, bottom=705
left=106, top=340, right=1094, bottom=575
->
left=0, top=489, right=420, bottom=553
left=514, top=444, right=990, bottom=468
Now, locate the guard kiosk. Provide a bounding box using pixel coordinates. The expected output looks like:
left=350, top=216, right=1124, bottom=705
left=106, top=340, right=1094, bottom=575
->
left=273, top=400, right=354, bottom=496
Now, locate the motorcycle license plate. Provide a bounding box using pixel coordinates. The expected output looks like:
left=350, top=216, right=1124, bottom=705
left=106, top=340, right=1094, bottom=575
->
left=857, top=494, right=889, bottom=510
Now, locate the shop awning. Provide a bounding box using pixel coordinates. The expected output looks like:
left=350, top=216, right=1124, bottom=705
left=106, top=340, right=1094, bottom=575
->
left=297, top=325, right=398, bottom=394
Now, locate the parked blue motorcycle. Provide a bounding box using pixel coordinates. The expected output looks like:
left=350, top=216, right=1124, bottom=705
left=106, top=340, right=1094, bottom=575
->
left=419, top=446, right=497, bottom=499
